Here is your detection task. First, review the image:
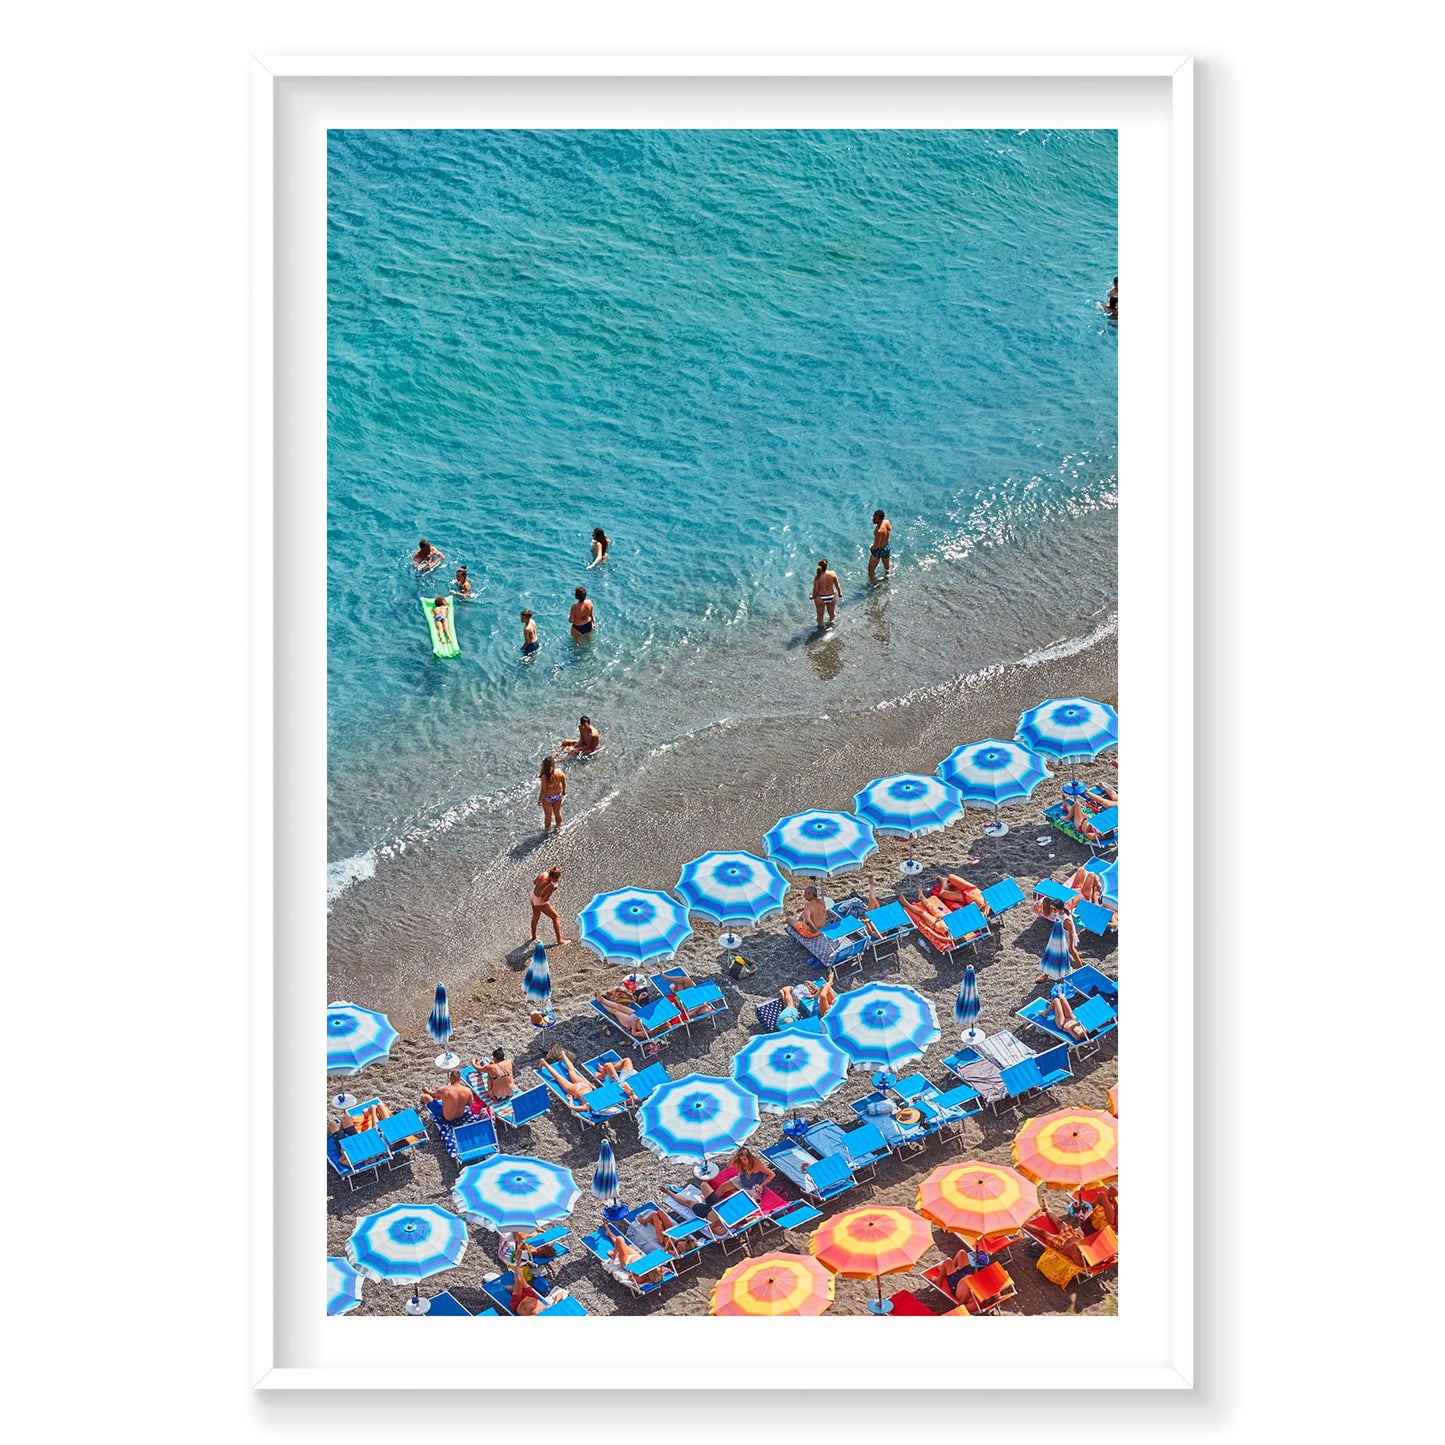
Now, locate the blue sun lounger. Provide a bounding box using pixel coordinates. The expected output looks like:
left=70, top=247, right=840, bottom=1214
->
left=711, top=1189, right=767, bottom=1256
left=942, top=902, right=991, bottom=956
left=1073, top=898, right=1116, bottom=936
left=588, top=993, right=685, bottom=1051
left=804, top=1119, right=891, bottom=1180
left=661, top=1214, right=714, bottom=1271
left=581, top=1216, right=677, bottom=1298
left=1016, top=993, right=1118, bottom=1058
left=491, top=1084, right=551, bottom=1130
left=479, top=1268, right=555, bottom=1316
left=762, top=1138, right=857, bottom=1204
left=327, top=1129, right=391, bottom=1191
left=538, top=1295, right=588, bottom=1316
left=649, top=969, right=729, bottom=1031
left=422, top=1290, right=473, bottom=1316
left=1086, top=805, right=1119, bottom=853
left=376, top=1106, right=429, bottom=1167
left=1068, top=964, right=1119, bottom=1007
left=848, top=1094, right=930, bottom=1154
left=447, top=1116, right=499, bottom=1167
left=864, top=900, right=913, bottom=965
left=763, top=1200, right=824, bottom=1238
left=980, top=877, right=1027, bottom=922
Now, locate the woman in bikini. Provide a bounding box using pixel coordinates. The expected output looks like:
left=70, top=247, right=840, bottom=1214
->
left=1066, top=866, right=1104, bottom=906
left=722, top=1147, right=775, bottom=1199
left=600, top=1220, right=669, bottom=1284
left=592, top=987, right=652, bottom=1040
left=1046, top=989, right=1090, bottom=1041
left=452, top=566, right=471, bottom=597
left=529, top=865, right=568, bottom=945
left=542, top=1049, right=640, bottom=1107
left=431, top=596, right=451, bottom=643
left=588, top=528, right=610, bottom=567
left=569, top=586, right=595, bottom=639
left=538, top=756, right=566, bottom=833
left=811, top=558, right=840, bottom=628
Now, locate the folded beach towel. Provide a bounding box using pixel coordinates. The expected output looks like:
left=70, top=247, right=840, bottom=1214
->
left=978, top=1031, right=1034, bottom=1069
left=960, top=1060, right=1007, bottom=1103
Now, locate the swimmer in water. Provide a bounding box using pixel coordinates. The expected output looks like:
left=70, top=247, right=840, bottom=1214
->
left=413, top=539, right=444, bottom=572
left=588, top=528, right=610, bottom=567
left=1097, top=276, right=1118, bottom=319
left=569, top=586, right=595, bottom=639
left=520, top=609, right=539, bottom=656
left=559, top=716, right=600, bottom=758
left=452, top=566, right=471, bottom=598
left=868, top=509, right=892, bottom=583
left=431, top=596, right=451, bottom=643
left=812, top=559, right=840, bottom=628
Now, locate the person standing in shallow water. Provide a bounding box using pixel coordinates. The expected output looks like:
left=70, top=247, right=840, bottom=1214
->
left=538, top=755, right=566, bottom=833
left=569, top=586, right=595, bottom=639
left=812, top=559, right=840, bottom=629
left=868, top=509, right=892, bottom=583
left=588, top=528, right=610, bottom=567
left=520, top=609, right=539, bottom=656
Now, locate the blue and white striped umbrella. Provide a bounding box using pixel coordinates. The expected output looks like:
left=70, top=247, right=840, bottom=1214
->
left=1016, top=697, right=1119, bottom=764
left=938, top=739, right=1052, bottom=810
left=591, top=1137, right=619, bottom=1203
left=326, top=1001, right=400, bottom=1076
left=345, top=1204, right=468, bottom=1285
left=637, top=1074, right=761, bottom=1170
left=824, top=983, right=941, bottom=1072
left=731, top=1025, right=851, bottom=1115
left=577, top=886, right=694, bottom=966
left=852, top=774, right=964, bottom=839
left=451, top=1154, right=581, bottom=1233
left=954, top=965, right=982, bottom=1041
left=1040, top=916, right=1076, bottom=982
left=1091, top=856, right=1119, bottom=910
left=676, top=850, right=789, bottom=926
left=326, top=1256, right=363, bottom=1316
left=426, top=984, right=452, bottom=1049
left=523, top=942, right=552, bottom=1006
left=763, top=810, right=878, bottom=878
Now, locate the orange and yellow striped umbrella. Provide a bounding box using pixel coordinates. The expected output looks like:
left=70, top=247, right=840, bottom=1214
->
left=1013, top=1108, right=1118, bottom=1190
left=916, top=1161, right=1038, bottom=1243
left=1107, top=1084, right=1118, bottom=1117
left=810, top=1205, right=936, bottom=1314
left=710, top=1251, right=835, bottom=1317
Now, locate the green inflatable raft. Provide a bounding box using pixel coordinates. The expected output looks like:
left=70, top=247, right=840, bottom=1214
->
left=421, top=596, right=460, bottom=659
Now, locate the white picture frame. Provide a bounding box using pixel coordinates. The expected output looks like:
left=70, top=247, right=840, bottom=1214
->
left=254, top=53, right=1193, bottom=1390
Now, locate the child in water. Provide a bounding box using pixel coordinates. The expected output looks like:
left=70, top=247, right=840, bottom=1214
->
left=452, top=566, right=471, bottom=597
left=520, top=609, right=539, bottom=655
left=432, top=596, right=451, bottom=642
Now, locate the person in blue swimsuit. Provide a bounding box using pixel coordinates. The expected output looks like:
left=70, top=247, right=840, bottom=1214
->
left=868, top=509, right=892, bottom=582
left=520, top=609, right=539, bottom=655
left=569, top=586, right=595, bottom=639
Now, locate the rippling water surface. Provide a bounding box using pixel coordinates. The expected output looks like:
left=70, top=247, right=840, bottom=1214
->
left=328, top=129, right=1117, bottom=891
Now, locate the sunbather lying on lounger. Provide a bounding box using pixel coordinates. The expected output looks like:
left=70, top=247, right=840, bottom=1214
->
left=929, top=874, right=991, bottom=914
left=1036, top=1205, right=1090, bottom=1267
left=831, top=875, right=884, bottom=936
left=1063, top=798, right=1107, bottom=838
left=600, top=1220, right=670, bottom=1283
left=1085, top=782, right=1118, bottom=808
left=542, top=1049, right=640, bottom=1107
left=1045, top=990, right=1090, bottom=1041
left=329, top=1100, right=392, bottom=1135
left=592, top=987, right=655, bottom=1039
left=632, top=1205, right=685, bottom=1258
left=778, top=970, right=837, bottom=1024
left=940, top=1244, right=992, bottom=1298
left=1066, top=866, right=1104, bottom=905
left=509, top=1267, right=545, bottom=1316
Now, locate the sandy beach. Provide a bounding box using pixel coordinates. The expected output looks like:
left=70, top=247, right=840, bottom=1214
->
left=327, top=639, right=1118, bottom=1318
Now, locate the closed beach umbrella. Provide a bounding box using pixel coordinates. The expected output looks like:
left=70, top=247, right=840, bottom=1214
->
left=427, top=983, right=459, bottom=1070
left=825, top=982, right=940, bottom=1074
left=852, top=774, right=964, bottom=875
left=346, top=1203, right=468, bottom=1316
left=916, top=1162, right=1038, bottom=1244
left=591, top=1136, right=619, bottom=1204
left=809, top=1205, right=935, bottom=1316
left=1016, top=697, right=1119, bottom=782
left=577, top=886, right=693, bottom=967
left=1039, top=916, right=1076, bottom=982
left=522, top=942, right=553, bottom=1018
left=326, top=1000, right=399, bottom=1107
left=953, top=964, right=983, bottom=1045
left=326, top=1256, right=363, bottom=1316
left=676, top=849, right=789, bottom=949
left=1013, top=1108, right=1119, bottom=1191
left=938, top=739, right=1051, bottom=838
left=638, top=1073, right=761, bottom=1177
left=711, top=1251, right=835, bottom=1317
left=731, top=1025, right=850, bottom=1117
left=764, top=810, right=878, bottom=880
left=451, top=1154, right=580, bottom=1234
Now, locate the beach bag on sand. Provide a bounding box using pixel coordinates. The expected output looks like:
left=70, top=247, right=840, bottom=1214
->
left=727, top=954, right=756, bottom=980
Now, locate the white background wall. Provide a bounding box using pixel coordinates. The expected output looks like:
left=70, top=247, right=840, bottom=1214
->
left=2, top=1, right=1430, bottom=1436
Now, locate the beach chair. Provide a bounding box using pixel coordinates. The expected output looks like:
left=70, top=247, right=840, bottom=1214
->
left=587, top=993, right=685, bottom=1052
left=752, top=998, right=824, bottom=1034
left=1036, top=1248, right=1087, bottom=1289
left=1031, top=877, right=1080, bottom=915
left=959, top=1261, right=1017, bottom=1315
left=997, top=1057, right=1047, bottom=1108
left=478, top=1268, right=556, bottom=1316
left=1073, top=898, right=1117, bottom=938
left=789, top=914, right=869, bottom=975
left=420, top=1290, right=473, bottom=1316
left=712, top=1189, right=767, bottom=1256
left=1068, top=964, right=1119, bottom=1008
left=1016, top=993, right=1117, bottom=1058
left=377, top=1106, right=429, bottom=1168
left=660, top=1215, right=714, bottom=1272
left=1043, top=802, right=1103, bottom=848
left=864, top=900, right=913, bottom=965
left=578, top=1051, right=669, bottom=1107
left=490, top=1084, right=551, bottom=1131
left=649, top=968, right=729, bottom=1031
left=537, top=1295, right=588, bottom=1316
left=980, top=877, right=1027, bottom=925
left=764, top=1200, right=824, bottom=1238
left=535, top=1063, right=629, bottom=1129
left=941, top=902, right=991, bottom=957
left=882, top=1073, right=982, bottom=1140
left=446, top=1116, right=500, bottom=1168
left=1033, top=1043, right=1074, bottom=1093
left=518, top=1224, right=572, bottom=1267
left=1085, top=805, right=1119, bottom=854
left=888, top=1288, right=936, bottom=1316
left=921, top=1261, right=964, bottom=1308
left=762, top=1139, right=857, bottom=1204
left=804, top=1120, right=889, bottom=1181
left=849, top=1093, right=930, bottom=1155
left=326, top=1129, right=391, bottom=1191
left=580, top=1222, right=677, bottom=1298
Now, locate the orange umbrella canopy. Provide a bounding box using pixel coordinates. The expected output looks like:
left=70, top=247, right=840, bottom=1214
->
left=1107, top=1084, right=1118, bottom=1117
left=810, top=1205, right=935, bottom=1279
left=1013, top=1108, right=1119, bottom=1190
left=710, top=1251, right=835, bottom=1317
left=916, top=1161, right=1038, bottom=1242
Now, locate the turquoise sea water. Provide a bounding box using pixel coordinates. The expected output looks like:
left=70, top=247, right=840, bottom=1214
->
left=328, top=128, right=1117, bottom=894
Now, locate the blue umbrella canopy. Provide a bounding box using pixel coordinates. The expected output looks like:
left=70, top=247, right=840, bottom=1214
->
left=938, top=739, right=1051, bottom=810
left=345, top=1204, right=468, bottom=1285
left=676, top=850, right=789, bottom=926
left=1016, top=697, right=1119, bottom=765
left=731, top=1026, right=850, bottom=1115
left=451, top=1154, right=581, bottom=1233
left=954, top=965, right=982, bottom=1032
left=1091, top=856, right=1119, bottom=910
left=326, top=1001, right=400, bottom=1076
left=763, top=810, right=878, bottom=878
left=824, top=983, right=941, bottom=1072
left=577, top=887, right=694, bottom=966
left=638, top=1074, right=761, bottom=1169
left=591, top=1137, right=619, bottom=1203
left=326, top=1256, right=363, bottom=1316
left=852, top=774, right=964, bottom=839
left=426, top=984, right=452, bottom=1049
left=523, top=942, right=552, bottom=1006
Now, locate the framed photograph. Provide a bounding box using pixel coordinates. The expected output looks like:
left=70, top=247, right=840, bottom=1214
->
left=255, top=54, right=1192, bottom=1389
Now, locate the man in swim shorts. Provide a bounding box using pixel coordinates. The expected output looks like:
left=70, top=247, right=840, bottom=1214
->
left=559, top=716, right=600, bottom=757
left=569, top=587, right=595, bottom=638
left=413, top=539, right=444, bottom=572
left=419, top=1070, right=475, bottom=1125
left=520, top=609, right=539, bottom=655
left=811, top=559, right=840, bottom=628
left=792, top=885, right=829, bottom=937
left=868, top=509, right=892, bottom=582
